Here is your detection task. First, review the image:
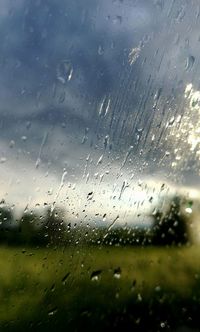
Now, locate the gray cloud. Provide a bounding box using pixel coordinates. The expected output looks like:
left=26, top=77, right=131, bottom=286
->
left=0, top=0, right=199, bottom=216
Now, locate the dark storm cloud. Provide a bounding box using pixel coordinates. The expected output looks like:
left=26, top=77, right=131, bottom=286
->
left=0, top=0, right=163, bottom=105
left=0, top=0, right=157, bottom=171
left=0, top=0, right=131, bottom=99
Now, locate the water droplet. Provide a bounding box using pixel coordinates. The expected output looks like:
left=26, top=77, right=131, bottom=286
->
left=185, top=55, right=195, bottom=71
left=86, top=173, right=90, bottom=183
left=113, top=267, right=121, bottom=279
left=50, top=284, right=55, bottom=292
left=98, top=45, right=104, bottom=55
left=160, top=322, right=166, bottom=328
left=90, top=270, right=102, bottom=281
left=9, top=140, right=15, bottom=148
left=131, top=279, right=137, bottom=291
left=99, top=173, right=104, bottom=183
left=97, top=155, right=103, bottom=165
left=149, top=196, right=153, bottom=203
left=62, top=272, right=70, bottom=285
left=59, top=91, right=66, bottom=104
left=154, top=88, right=162, bottom=103
left=87, top=192, right=94, bottom=200
left=81, top=127, right=89, bottom=144
left=119, top=180, right=129, bottom=199
left=57, top=60, right=73, bottom=84
left=26, top=121, right=31, bottom=129
left=160, top=183, right=165, bottom=191
left=48, top=307, right=58, bottom=316
left=115, top=292, right=119, bottom=299
left=168, top=116, right=175, bottom=126
left=176, top=7, right=185, bottom=22
left=120, top=146, right=133, bottom=169
left=176, top=115, right=182, bottom=124
left=104, top=135, right=109, bottom=150
left=155, top=285, right=161, bottom=292
left=35, top=132, right=48, bottom=169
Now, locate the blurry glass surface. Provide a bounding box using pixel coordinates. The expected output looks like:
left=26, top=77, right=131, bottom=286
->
left=0, top=1, right=200, bottom=331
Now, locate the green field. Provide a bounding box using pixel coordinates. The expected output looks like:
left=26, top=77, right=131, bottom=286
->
left=0, top=245, right=200, bottom=331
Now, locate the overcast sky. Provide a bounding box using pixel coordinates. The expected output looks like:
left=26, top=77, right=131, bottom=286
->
left=0, top=0, right=200, bottom=224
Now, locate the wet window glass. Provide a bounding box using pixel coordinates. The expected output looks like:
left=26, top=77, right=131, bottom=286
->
left=0, top=1, right=200, bottom=331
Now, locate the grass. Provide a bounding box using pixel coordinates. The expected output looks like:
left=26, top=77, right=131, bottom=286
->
left=0, top=244, right=200, bottom=331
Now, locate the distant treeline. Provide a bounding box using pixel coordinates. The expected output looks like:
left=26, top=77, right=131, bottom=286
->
left=0, top=196, right=193, bottom=247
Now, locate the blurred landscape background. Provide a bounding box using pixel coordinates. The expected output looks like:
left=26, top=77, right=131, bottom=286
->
left=0, top=187, right=200, bottom=331
left=0, top=189, right=199, bottom=247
